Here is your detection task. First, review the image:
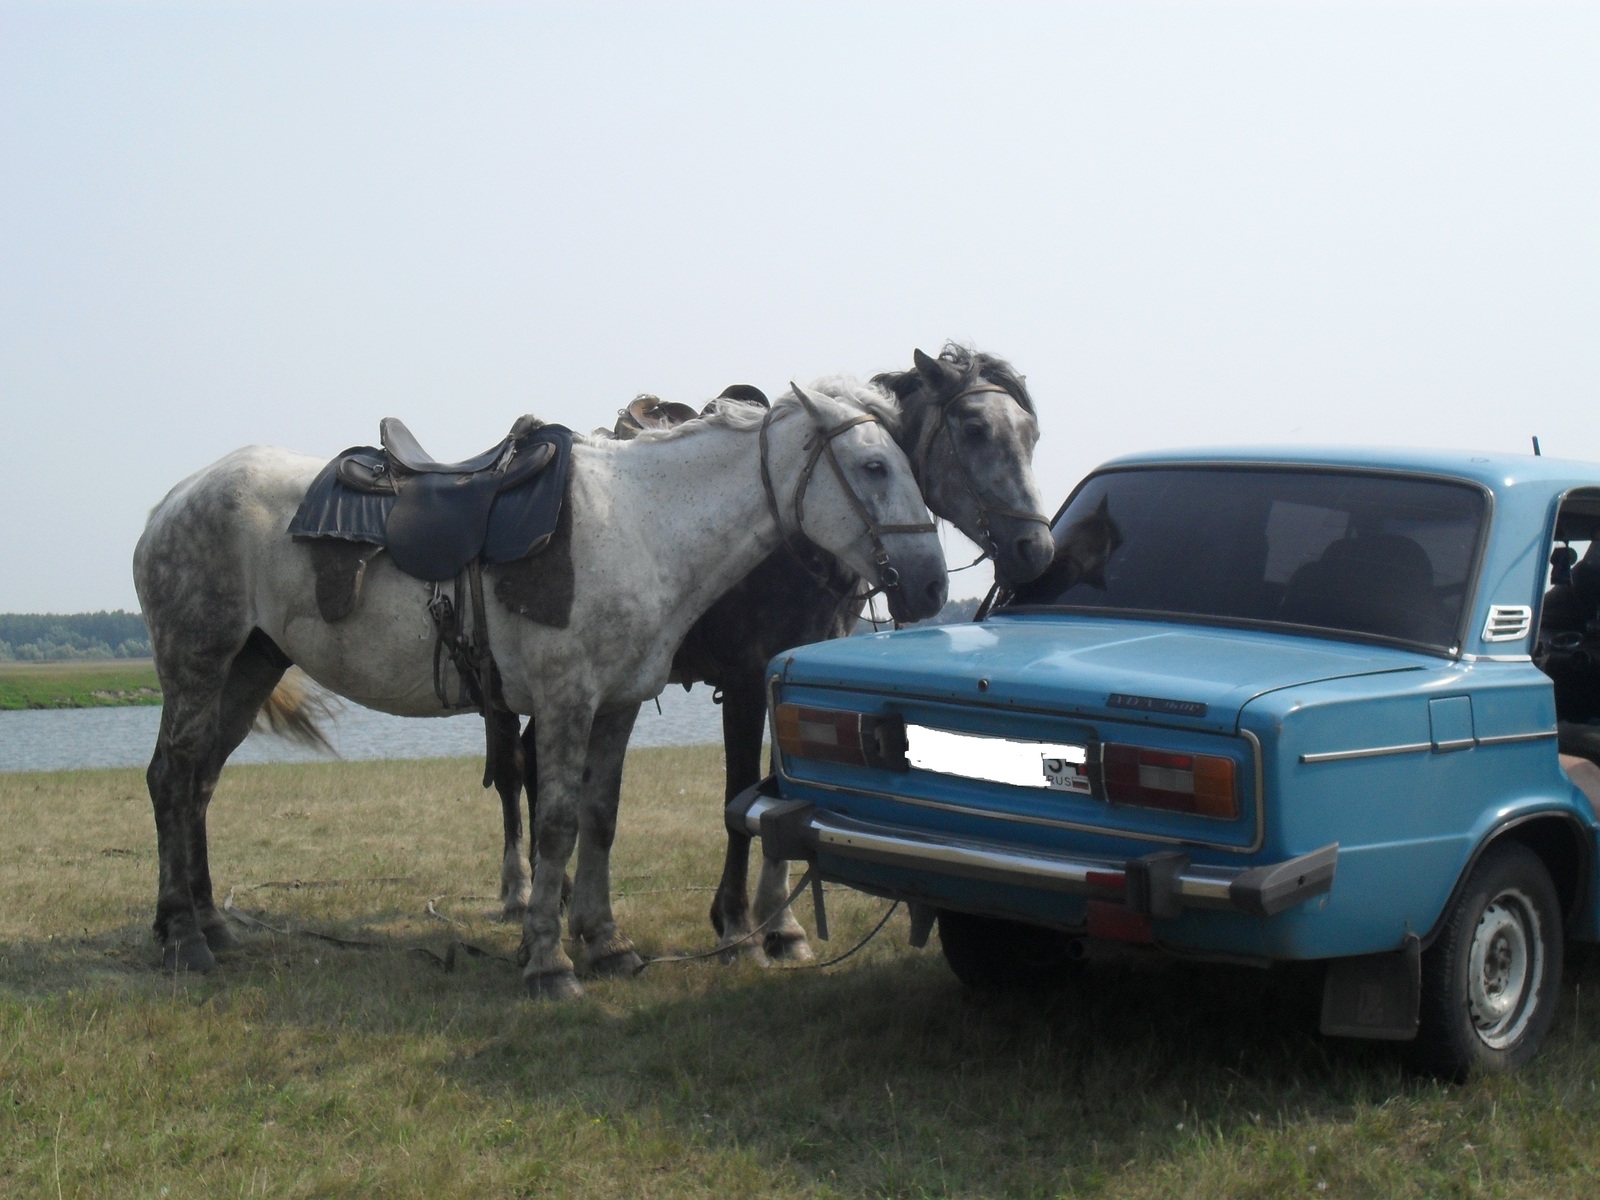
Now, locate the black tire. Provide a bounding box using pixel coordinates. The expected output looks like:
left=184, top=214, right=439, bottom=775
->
left=936, top=909, right=1083, bottom=991
left=1413, top=842, right=1563, bottom=1079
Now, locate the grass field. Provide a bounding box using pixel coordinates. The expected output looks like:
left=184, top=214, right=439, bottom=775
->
left=4, top=746, right=1600, bottom=1198
left=0, top=658, right=160, bottom=710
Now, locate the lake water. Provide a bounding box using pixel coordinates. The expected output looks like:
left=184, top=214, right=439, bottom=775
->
left=0, top=685, right=726, bottom=774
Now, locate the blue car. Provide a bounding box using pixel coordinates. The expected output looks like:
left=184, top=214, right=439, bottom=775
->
left=729, top=447, right=1600, bottom=1077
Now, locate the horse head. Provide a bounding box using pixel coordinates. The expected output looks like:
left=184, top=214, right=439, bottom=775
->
left=875, top=344, right=1054, bottom=587
left=764, top=380, right=948, bottom=623
left=1002, top=493, right=1124, bottom=609
left=1053, top=494, right=1123, bottom=590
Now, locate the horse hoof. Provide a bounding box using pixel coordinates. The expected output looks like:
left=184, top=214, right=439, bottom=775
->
left=586, top=949, right=644, bottom=978
left=525, top=969, right=585, bottom=1002
left=201, top=920, right=241, bottom=953
left=162, top=935, right=217, bottom=974
left=764, top=931, right=816, bottom=964
left=716, top=937, right=771, bottom=967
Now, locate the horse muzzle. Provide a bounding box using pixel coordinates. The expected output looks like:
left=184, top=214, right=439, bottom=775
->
left=991, top=515, right=1056, bottom=587
left=882, top=548, right=948, bottom=623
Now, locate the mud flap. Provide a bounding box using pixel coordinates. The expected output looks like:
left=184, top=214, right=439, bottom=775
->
left=1319, top=935, right=1421, bottom=1041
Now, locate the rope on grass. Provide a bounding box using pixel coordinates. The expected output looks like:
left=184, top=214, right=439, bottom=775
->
left=426, top=896, right=466, bottom=928
left=631, top=868, right=902, bottom=974
left=812, top=901, right=900, bottom=969
left=220, top=885, right=514, bottom=972
left=631, top=866, right=819, bottom=973
left=221, top=871, right=902, bottom=980
left=227, top=877, right=417, bottom=891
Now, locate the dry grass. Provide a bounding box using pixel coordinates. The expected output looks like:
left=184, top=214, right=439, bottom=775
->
left=4, top=748, right=1600, bottom=1197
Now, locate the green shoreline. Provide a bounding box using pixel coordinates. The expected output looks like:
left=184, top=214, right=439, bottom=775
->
left=0, top=658, right=162, bottom=710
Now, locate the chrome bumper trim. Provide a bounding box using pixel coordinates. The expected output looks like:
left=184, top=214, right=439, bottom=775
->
left=728, top=780, right=1336, bottom=919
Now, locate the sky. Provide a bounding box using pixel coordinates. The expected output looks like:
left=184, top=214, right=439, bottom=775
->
left=2, top=1, right=1597, bottom=612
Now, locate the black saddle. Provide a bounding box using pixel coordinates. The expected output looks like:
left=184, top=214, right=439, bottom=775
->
left=289, top=416, right=574, bottom=582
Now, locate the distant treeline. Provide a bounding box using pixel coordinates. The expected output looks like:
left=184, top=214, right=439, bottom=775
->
left=0, top=599, right=978, bottom=659
left=854, top=595, right=982, bottom=633
left=0, top=611, right=151, bottom=661
left=918, top=596, right=981, bottom=625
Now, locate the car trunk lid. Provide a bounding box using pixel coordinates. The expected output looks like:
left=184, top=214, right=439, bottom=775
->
left=779, top=614, right=1431, bottom=735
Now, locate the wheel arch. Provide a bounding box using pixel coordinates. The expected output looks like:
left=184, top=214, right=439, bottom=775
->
left=1422, top=810, right=1592, bottom=949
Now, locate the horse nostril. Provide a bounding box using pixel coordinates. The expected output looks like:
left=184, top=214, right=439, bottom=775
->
left=926, top=575, right=948, bottom=609
left=1017, top=533, right=1054, bottom=574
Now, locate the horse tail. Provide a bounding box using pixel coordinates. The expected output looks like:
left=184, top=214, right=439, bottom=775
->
left=255, top=668, right=338, bottom=754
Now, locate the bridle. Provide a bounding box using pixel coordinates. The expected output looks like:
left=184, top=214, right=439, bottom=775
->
left=911, top=381, right=1052, bottom=561
left=758, top=399, right=935, bottom=603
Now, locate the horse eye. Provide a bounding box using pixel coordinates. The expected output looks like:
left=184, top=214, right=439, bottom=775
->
left=962, top=420, right=989, bottom=443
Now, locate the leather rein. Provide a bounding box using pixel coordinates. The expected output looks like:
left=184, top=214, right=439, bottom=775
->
left=911, top=381, right=1052, bottom=562
left=758, top=403, right=935, bottom=602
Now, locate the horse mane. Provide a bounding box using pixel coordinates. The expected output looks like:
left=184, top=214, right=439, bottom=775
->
left=872, top=341, right=1037, bottom=417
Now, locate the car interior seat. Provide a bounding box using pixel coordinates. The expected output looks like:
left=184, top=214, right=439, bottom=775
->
left=1279, top=532, right=1449, bottom=645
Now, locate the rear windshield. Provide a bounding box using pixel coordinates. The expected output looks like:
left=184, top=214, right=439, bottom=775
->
left=1004, top=466, right=1487, bottom=650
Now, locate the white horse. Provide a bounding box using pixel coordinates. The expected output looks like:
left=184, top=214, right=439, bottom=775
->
left=133, top=379, right=948, bottom=1000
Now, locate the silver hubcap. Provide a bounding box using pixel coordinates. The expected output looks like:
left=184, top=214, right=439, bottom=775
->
left=1466, top=887, right=1542, bottom=1049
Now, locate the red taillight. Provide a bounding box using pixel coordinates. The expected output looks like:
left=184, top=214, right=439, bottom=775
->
left=775, top=704, right=908, bottom=770
left=1101, top=743, right=1238, bottom=819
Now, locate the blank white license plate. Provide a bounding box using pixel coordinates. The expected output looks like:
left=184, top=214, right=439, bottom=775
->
left=905, top=725, right=1091, bottom=794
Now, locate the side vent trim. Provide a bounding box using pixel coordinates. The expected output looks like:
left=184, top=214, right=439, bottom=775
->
left=1482, top=605, right=1533, bottom=643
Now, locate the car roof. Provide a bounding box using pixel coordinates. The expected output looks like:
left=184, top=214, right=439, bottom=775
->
left=1097, top=445, right=1600, bottom=496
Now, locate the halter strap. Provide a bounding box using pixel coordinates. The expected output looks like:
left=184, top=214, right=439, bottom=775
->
left=911, top=380, right=1051, bottom=559
left=760, top=402, right=935, bottom=599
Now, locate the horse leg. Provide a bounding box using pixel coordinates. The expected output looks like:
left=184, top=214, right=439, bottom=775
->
left=518, top=714, right=573, bottom=911
left=189, top=631, right=292, bottom=953
left=569, top=705, right=644, bottom=977
left=519, top=700, right=593, bottom=1001
left=148, top=712, right=220, bottom=973
left=486, top=708, right=532, bottom=918
left=751, top=681, right=814, bottom=962
left=148, top=631, right=284, bottom=971
left=754, top=854, right=815, bottom=964
left=710, top=674, right=770, bottom=964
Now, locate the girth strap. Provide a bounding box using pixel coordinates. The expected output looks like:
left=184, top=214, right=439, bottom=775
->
left=427, top=561, right=512, bottom=788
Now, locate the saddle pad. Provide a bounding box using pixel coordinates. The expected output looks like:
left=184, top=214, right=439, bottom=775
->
left=288, top=425, right=574, bottom=581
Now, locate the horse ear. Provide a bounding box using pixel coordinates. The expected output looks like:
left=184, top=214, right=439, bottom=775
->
left=913, top=348, right=958, bottom=391
left=789, top=381, right=831, bottom=425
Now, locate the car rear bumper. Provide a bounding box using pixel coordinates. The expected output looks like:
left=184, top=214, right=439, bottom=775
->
left=727, top=777, right=1337, bottom=920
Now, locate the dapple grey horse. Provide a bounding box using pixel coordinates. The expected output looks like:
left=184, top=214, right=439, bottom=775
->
left=133, top=379, right=947, bottom=1000
left=493, top=345, right=1054, bottom=963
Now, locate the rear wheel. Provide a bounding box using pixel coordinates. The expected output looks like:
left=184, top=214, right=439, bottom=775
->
left=1413, top=842, right=1563, bottom=1079
left=937, top=910, right=1082, bottom=990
